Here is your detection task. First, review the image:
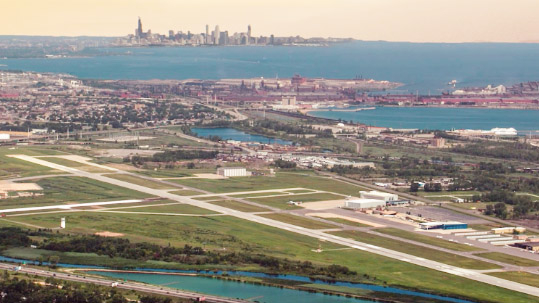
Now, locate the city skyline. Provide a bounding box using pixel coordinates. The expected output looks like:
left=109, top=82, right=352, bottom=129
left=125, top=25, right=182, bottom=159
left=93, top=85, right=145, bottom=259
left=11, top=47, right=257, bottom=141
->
left=2, top=0, right=539, bottom=43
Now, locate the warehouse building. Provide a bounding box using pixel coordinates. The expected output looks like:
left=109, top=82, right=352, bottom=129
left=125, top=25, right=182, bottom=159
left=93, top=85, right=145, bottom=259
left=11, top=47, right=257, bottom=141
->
left=344, top=198, right=386, bottom=210
left=360, top=190, right=398, bottom=202
left=419, top=221, right=468, bottom=230
left=216, top=167, right=248, bottom=177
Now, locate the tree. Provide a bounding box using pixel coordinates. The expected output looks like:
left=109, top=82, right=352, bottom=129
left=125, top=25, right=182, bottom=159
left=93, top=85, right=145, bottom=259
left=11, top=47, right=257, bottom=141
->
left=494, top=202, right=508, bottom=219
left=485, top=204, right=494, bottom=215
left=410, top=183, right=419, bottom=192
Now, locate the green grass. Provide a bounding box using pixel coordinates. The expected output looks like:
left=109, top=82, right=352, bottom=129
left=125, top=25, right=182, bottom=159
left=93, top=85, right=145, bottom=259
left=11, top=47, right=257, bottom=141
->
left=475, top=252, right=539, bottom=267
left=170, top=189, right=206, bottom=196
left=249, top=193, right=343, bottom=210
left=0, top=176, right=151, bottom=209
left=36, top=157, right=111, bottom=173
left=469, top=223, right=507, bottom=231
left=209, top=200, right=270, bottom=212
left=2, top=211, right=536, bottom=303
left=105, top=202, right=218, bottom=215
left=258, top=213, right=338, bottom=229
left=286, top=189, right=316, bottom=194
left=316, top=217, right=370, bottom=228
left=375, top=228, right=481, bottom=252
left=331, top=230, right=500, bottom=270
left=170, top=172, right=367, bottom=195
left=230, top=192, right=288, bottom=198
left=0, top=147, right=67, bottom=179
left=487, top=271, right=539, bottom=288
left=105, top=173, right=175, bottom=189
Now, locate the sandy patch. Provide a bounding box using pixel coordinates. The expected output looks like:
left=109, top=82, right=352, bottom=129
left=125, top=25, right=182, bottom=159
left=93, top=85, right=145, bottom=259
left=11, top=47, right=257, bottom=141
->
left=95, top=231, right=124, bottom=237
left=300, top=199, right=345, bottom=210
left=306, top=212, right=383, bottom=227
left=0, top=181, right=42, bottom=191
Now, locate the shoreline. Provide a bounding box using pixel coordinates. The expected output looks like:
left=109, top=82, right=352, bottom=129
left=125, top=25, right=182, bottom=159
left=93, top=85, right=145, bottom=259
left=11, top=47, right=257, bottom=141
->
left=77, top=268, right=475, bottom=303
left=300, top=107, right=539, bottom=132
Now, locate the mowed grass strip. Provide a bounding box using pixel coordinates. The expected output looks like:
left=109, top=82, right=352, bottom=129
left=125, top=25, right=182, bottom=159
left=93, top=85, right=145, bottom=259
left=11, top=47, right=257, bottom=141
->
left=0, top=176, right=151, bottom=209
left=230, top=191, right=288, bottom=198
left=375, top=228, right=481, bottom=252
left=315, top=217, right=370, bottom=228
left=102, top=202, right=218, bottom=215
left=487, top=271, right=539, bottom=288
left=105, top=173, right=175, bottom=190
left=5, top=211, right=538, bottom=303
left=475, top=252, right=539, bottom=267
left=170, top=172, right=367, bottom=195
left=170, top=189, right=206, bottom=196
left=249, top=193, right=343, bottom=210
left=209, top=200, right=270, bottom=212
left=331, top=230, right=501, bottom=270
left=258, top=213, right=337, bottom=229
left=37, top=157, right=111, bottom=173
left=0, top=148, right=65, bottom=179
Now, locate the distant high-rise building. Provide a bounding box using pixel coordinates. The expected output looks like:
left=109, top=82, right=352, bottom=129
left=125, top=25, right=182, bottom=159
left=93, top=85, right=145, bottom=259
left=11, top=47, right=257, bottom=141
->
left=214, top=25, right=220, bottom=45
left=205, top=24, right=210, bottom=44
left=136, top=17, right=143, bottom=38
left=247, top=25, right=252, bottom=45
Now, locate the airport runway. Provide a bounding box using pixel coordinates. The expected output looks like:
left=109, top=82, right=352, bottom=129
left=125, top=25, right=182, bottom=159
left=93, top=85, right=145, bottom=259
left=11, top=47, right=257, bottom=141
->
left=7, top=154, right=539, bottom=298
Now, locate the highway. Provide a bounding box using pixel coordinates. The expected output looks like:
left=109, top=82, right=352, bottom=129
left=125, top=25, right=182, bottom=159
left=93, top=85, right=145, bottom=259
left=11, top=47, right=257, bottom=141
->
left=0, top=263, right=247, bottom=303
left=7, top=154, right=539, bottom=298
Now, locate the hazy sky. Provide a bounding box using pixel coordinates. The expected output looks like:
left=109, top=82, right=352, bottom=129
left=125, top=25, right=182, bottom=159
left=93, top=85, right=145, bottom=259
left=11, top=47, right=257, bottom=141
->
left=3, top=0, right=539, bottom=43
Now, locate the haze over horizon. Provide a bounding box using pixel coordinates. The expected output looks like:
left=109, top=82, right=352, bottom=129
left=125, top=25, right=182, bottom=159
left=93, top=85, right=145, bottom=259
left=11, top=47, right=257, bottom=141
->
left=3, top=0, right=539, bottom=43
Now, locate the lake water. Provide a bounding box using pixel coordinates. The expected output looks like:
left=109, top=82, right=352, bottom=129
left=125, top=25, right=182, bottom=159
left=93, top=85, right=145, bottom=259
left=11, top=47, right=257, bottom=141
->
left=309, top=107, right=539, bottom=131
left=0, top=255, right=473, bottom=303
left=2, top=41, right=539, bottom=94
left=192, top=127, right=292, bottom=145
left=90, top=270, right=474, bottom=303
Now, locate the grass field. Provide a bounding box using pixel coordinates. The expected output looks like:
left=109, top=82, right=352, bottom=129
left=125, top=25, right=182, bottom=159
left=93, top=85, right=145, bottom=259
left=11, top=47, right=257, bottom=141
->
left=170, top=189, right=206, bottom=196
left=230, top=192, right=288, bottom=198
left=375, top=228, right=481, bottom=252
left=105, top=173, right=175, bottom=190
left=315, top=217, right=370, bottom=228
left=0, top=176, right=151, bottom=209
left=0, top=212, right=535, bottom=303
left=474, top=252, right=539, bottom=267
left=331, top=230, right=500, bottom=270
left=0, top=147, right=67, bottom=179
left=209, top=200, right=270, bottom=212
left=105, top=202, right=218, bottom=215
left=249, top=193, right=343, bottom=210
left=170, top=172, right=367, bottom=195
left=487, top=272, right=539, bottom=288
left=258, top=213, right=337, bottom=229
left=35, top=157, right=111, bottom=173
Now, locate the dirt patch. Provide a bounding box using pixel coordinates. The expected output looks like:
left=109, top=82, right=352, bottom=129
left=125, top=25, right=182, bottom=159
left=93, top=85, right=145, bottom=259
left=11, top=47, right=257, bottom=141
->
left=95, top=231, right=124, bottom=237
left=0, top=181, right=42, bottom=191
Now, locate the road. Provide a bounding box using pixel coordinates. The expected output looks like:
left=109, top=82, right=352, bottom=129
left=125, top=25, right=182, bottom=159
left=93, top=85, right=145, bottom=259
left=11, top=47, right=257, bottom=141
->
left=0, top=263, right=247, bottom=303
left=7, top=154, right=539, bottom=298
